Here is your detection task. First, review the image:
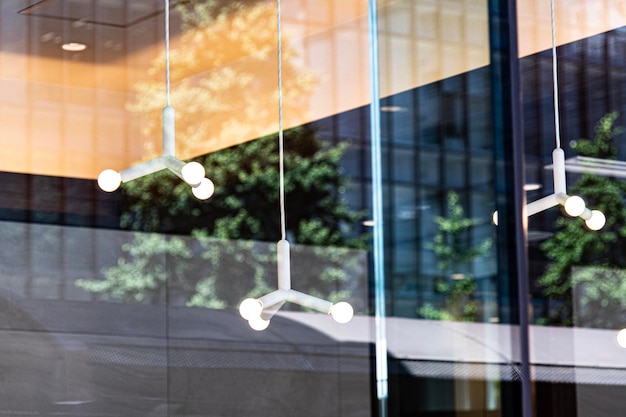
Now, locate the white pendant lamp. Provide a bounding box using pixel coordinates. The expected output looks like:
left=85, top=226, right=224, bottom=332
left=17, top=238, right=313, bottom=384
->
left=494, top=0, right=605, bottom=231
left=97, top=0, right=214, bottom=200
left=238, top=0, right=354, bottom=330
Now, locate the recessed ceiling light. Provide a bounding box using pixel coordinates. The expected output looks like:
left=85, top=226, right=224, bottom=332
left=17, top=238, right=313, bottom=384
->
left=61, top=42, right=87, bottom=52
left=362, top=220, right=375, bottom=227
left=523, top=183, right=542, bottom=191
left=380, top=105, right=407, bottom=112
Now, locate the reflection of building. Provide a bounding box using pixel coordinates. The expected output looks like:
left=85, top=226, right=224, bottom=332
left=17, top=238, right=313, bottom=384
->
left=314, top=72, right=498, bottom=320
left=1, top=1, right=626, bottom=417
left=0, top=293, right=624, bottom=416
left=314, top=22, right=626, bottom=327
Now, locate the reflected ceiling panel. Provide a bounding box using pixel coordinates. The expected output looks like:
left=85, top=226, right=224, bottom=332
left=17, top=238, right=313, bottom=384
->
left=19, top=0, right=163, bottom=28
left=1, top=0, right=626, bottom=180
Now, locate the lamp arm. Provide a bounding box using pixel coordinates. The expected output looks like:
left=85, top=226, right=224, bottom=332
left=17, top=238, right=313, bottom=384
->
left=286, top=289, right=333, bottom=314
left=526, top=194, right=559, bottom=217
left=119, top=158, right=167, bottom=183
left=261, top=301, right=287, bottom=320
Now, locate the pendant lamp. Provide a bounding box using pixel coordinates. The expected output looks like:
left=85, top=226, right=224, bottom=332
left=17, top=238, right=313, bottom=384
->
left=494, top=0, right=605, bottom=231
left=97, top=0, right=215, bottom=200
left=238, top=0, right=354, bottom=331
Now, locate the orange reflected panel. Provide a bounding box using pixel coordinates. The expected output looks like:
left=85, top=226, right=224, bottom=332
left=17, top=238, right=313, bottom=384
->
left=517, top=0, right=626, bottom=58
left=1, top=0, right=625, bottom=180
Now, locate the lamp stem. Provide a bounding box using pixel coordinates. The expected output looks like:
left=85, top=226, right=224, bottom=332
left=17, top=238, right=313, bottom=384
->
left=552, top=147, right=566, bottom=194
left=162, top=0, right=176, bottom=157
left=277, top=239, right=291, bottom=290
left=162, top=105, right=176, bottom=156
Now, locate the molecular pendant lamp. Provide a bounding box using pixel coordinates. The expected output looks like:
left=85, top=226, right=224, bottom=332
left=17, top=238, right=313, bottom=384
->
left=495, top=0, right=605, bottom=231
left=238, top=0, right=354, bottom=331
left=97, top=0, right=214, bottom=200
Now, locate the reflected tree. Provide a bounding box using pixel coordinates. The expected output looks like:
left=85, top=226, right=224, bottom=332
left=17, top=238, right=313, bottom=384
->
left=130, top=0, right=318, bottom=159
left=419, top=191, right=492, bottom=322
left=78, top=126, right=367, bottom=308
left=78, top=1, right=365, bottom=309
left=538, top=112, right=626, bottom=328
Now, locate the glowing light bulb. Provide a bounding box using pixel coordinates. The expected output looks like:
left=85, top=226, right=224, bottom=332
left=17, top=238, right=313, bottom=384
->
left=181, top=162, right=205, bottom=187
left=330, top=302, right=354, bottom=324
left=617, top=328, right=626, bottom=348
left=97, top=169, right=122, bottom=192
left=564, top=195, right=585, bottom=217
left=585, top=210, right=606, bottom=231
left=239, top=298, right=263, bottom=321
left=248, top=317, right=270, bottom=331
left=492, top=211, right=498, bottom=226
left=192, top=178, right=215, bottom=200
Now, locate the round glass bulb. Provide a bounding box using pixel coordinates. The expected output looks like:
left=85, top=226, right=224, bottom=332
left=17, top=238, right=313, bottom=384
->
left=97, top=169, right=122, bottom=192
left=192, top=178, right=215, bottom=200
left=617, top=328, right=626, bottom=349
left=239, top=298, right=263, bottom=321
left=248, top=317, right=270, bottom=331
left=585, top=210, right=606, bottom=231
left=492, top=211, right=498, bottom=226
left=564, top=195, right=586, bottom=217
left=181, top=162, right=205, bottom=187
left=330, top=302, right=354, bottom=324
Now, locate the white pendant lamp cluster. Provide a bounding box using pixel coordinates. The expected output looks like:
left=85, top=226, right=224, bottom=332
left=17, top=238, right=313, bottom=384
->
left=520, top=148, right=605, bottom=230
left=239, top=240, right=354, bottom=331
left=238, top=0, right=354, bottom=331
left=97, top=0, right=214, bottom=200
left=494, top=0, right=605, bottom=231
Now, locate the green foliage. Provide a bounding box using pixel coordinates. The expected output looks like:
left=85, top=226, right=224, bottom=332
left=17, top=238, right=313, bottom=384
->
left=120, top=125, right=365, bottom=245
left=569, top=267, right=626, bottom=328
left=429, top=192, right=492, bottom=272
left=77, top=233, right=219, bottom=305
left=538, top=112, right=626, bottom=328
left=80, top=126, right=366, bottom=308
left=77, top=1, right=364, bottom=310
left=418, top=191, right=492, bottom=322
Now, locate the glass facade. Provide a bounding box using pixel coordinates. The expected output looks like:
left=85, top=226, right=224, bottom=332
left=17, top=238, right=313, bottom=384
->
left=0, top=1, right=625, bottom=416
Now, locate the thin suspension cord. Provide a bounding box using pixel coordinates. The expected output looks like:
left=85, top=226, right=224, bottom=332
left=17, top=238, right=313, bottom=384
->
left=550, top=0, right=561, bottom=149
left=163, top=4, right=171, bottom=414
left=164, top=0, right=171, bottom=106
left=277, top=0, right=286, bottom=241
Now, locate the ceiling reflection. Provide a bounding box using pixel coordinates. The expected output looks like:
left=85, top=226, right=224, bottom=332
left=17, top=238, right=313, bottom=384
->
left=0, top=0, right=624, bottom=180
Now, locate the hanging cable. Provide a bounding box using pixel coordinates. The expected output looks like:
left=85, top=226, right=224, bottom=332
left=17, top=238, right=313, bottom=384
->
left=164, top=0, right=171, bottom=106
left=550, top=0, right=561, bottom=149
left=277, top=0, right=286, bottom=241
